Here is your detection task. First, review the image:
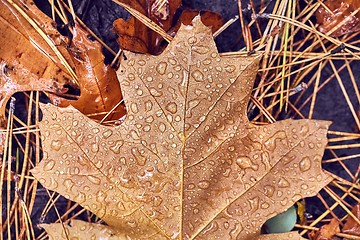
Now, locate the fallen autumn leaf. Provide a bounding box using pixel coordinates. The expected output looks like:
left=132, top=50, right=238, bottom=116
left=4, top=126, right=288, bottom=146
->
left=343, top=203, right=360, bottom=238
left=316, top=0, right=360, bottom=37
left=113, top=0, right=223, bottom=54
left=309, top=218, right=340, bottom=240
left=32, top=16, right=332, bottom=239
left=0, top=0, right=126, bottom=127
left=48, top=23, right=126, bottom=121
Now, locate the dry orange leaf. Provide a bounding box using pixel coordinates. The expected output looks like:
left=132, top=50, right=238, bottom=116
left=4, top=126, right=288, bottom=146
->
left=32, top=17, right=332, bottom=239
left=316, top=0, right=360, bottom=37
left=343, top=203, right=360, bottom=237
left=309, top=218, right=341, bottom=240
left=113, top=0, right=223, bottom=54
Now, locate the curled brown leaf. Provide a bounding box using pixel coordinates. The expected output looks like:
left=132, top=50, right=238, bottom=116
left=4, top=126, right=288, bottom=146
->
left=316, top=0, right=360, bottom=37
left=1, top=0, right=126, bottom=129
left=343, top=204, right=360, bottom=237
left=48, top=23, right=126, bottom=121
left=309, top=218, right=341, bottom=240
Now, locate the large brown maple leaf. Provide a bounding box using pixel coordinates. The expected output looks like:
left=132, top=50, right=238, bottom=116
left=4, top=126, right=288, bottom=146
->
left=32, top=17, right=332, bottom=239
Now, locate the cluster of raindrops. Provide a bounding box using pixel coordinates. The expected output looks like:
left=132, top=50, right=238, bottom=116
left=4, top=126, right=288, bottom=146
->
left=33, top=18, right=331, bottom=240
left=182, top=119, right=330, bottom=239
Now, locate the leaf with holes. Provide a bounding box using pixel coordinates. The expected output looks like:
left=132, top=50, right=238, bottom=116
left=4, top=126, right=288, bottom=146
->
left=32, top=17, right=332, bottom=240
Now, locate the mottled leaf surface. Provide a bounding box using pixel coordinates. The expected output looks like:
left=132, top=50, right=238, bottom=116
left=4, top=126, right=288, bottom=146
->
left=32, top=17, right=332, bottom=239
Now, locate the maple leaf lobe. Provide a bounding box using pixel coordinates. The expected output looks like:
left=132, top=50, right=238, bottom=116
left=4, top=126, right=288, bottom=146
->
left=32, top=17, right=332, bottom=240
left=118, top=16, right=258, bottom=143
